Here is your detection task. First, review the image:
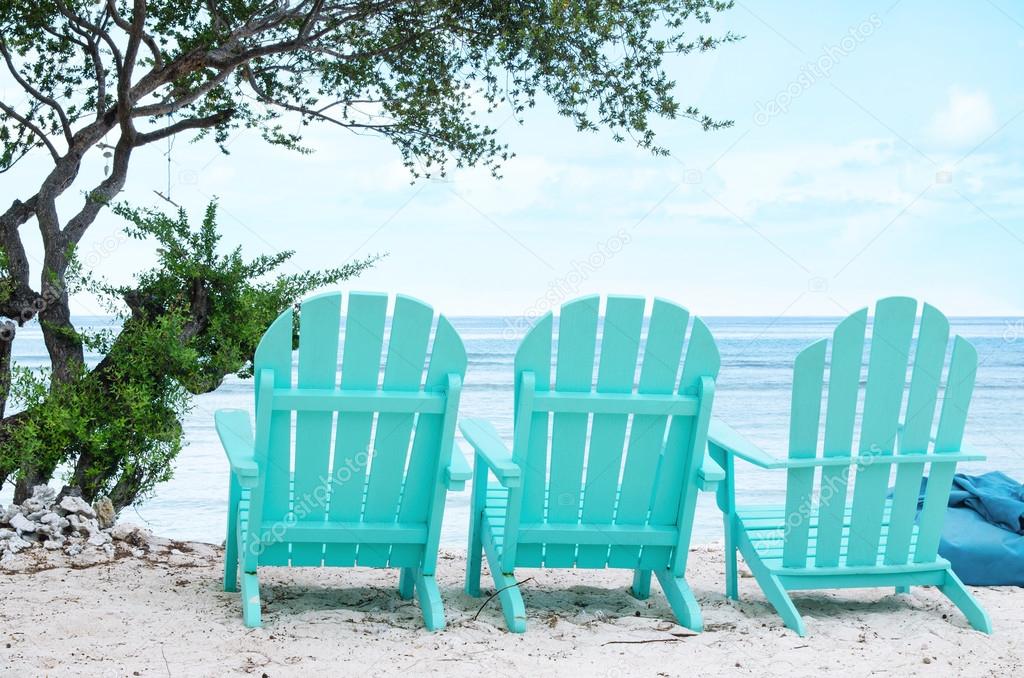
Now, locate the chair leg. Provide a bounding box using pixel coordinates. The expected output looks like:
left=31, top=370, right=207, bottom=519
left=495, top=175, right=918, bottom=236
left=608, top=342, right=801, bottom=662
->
left=223, top=528, right=239, bottom=593
left=479, top=529, right=527, bottom=632
left=630, top=569, right=652, bottom=600
left=754, top=569, right=805, bottom=636
left=487, top=567, right=527, bottom=633
left=466, top=464, right=487, bottom=597
left=414, top=570, right=446, bottom=631
left=737, top=530, right=805, bottom=635
left=895, top=585, right=910, bottom=594
left=240, top=571, right=262, bottom=628
left=223, top=478, right=241, bottom=593
left=724, top=513, right=739, bottom=601
left=399, top=567, right=415, bottom=600
left=654, top=570, right=703, bottom=632
left=466, top=512, right=483, bottom=597
left=940, top=570, right=992, bottom=634
left=475, top=481, right=526, bottom=632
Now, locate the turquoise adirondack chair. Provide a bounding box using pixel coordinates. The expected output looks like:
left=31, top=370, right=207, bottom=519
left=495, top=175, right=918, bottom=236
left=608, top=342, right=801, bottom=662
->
left=462, top=295, right=724, bottom=632
left=708, top=297, right=992, bottom=636
left=216, top=292, right=471, bottom=629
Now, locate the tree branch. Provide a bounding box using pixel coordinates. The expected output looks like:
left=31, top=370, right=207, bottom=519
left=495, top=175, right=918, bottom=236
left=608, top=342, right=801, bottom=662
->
left=0, top=39, right=74, bottom=148
left=61, top=136, right=134, bottom=245
left=132, top=67, right=233, bottom=119
left=106, top=0, right=149, bottom=149
left=41, top=20, right=108, bottom=120
left=0, top=144, right=35, bottom=173
left=134, top=108, right=236, bottom=147
left=105, top=0, right=164, bottom=69
left=0, top=196, right=42, bottom=323
left=57, top=1, right=124, bottom=75
left=0, top=195, right=39, bottom=232
left=0, top=102, right=60, bottom=162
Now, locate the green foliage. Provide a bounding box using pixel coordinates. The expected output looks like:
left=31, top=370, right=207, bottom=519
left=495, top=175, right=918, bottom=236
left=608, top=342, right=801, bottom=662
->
left=5, top=319, right=194, bottom=507
left=0, top=201, right=378, bottom=506
left=0, top=1, right=739, bottom=175
left=109, top=200, right=376, bottom=388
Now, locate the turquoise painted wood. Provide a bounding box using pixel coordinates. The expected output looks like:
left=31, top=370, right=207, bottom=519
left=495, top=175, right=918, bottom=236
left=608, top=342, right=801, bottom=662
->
left=326, top=292, right=387, bottom=567
left=361, top=296, right=433, bottom=568
left=577, top=296, right=644, bottom=568
left=708, top=297, right=992, bottom=636
left=814, top=310, right=866, bottom=567
left=512, top=314, right=553, bottom=569
left=462, top=295, right=722, bottom=633
left=782, top=339, right=826, bottom=569
left=217, top=291, right=469, bottom=630
left=291, top=293, right=341, bottom=567
left=546, top=296, right=599, bottom=568
left=615, top=299, right=689, bottom=570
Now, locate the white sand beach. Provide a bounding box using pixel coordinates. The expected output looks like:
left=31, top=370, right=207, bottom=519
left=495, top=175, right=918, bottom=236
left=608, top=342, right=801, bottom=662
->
left=1, top=536, right=1020, bottom=677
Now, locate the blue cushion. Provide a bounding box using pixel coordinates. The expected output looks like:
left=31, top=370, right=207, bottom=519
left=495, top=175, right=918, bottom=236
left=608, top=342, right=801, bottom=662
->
left=915, top=472, right=1024, bottom=586
left=939, top=505, right=1024, bottom=586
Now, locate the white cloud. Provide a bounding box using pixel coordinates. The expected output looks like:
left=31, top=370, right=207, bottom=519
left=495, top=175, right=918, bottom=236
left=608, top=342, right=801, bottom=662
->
left=448, top=155, right=559, bottom=216
left=928, top=88, right=996, bottom=146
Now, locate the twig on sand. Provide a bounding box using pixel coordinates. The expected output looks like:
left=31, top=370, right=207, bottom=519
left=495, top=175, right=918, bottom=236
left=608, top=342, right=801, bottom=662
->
left=472, top=578, right=535, bottom=621
left=602, top=637, right=687, bottom=646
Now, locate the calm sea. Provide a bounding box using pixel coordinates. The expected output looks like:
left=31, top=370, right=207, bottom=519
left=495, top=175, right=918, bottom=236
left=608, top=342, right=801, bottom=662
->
left=2, top=315, right=1022, bottom=546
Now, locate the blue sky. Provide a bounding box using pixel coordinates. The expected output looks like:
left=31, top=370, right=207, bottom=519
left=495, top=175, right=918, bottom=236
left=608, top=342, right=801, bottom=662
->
left=7, top=1, right=1024, bottom=317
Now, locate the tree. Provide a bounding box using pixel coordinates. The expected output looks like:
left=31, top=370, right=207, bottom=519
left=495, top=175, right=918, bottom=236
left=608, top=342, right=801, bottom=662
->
left=0, top=1, right=737, bottom=505
left=1, top=200, right=376, bottom=507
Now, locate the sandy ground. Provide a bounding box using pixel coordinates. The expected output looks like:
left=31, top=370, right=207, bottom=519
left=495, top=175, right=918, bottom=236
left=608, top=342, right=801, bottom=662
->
left=0, top=541, right=1021, bottom=677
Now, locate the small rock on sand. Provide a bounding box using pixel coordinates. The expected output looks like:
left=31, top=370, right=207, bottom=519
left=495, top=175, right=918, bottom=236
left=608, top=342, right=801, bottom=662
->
left=9, top=513, right=36, bottom=534
left=92, top=496, right=116, bottom=529
left=58, top=495, right=96, bottom=518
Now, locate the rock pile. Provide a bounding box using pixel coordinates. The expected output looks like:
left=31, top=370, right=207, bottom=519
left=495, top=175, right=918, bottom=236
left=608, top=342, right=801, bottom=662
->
left=0, top=485, right=157, bottom=568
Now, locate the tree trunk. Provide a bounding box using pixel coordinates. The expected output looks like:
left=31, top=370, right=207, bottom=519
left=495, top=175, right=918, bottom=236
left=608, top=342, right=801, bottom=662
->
left=12, top=263, right=82, bottom=503
left=0, top=321, right=12, bottom=490
left=39, top=287, right=84, bottom=384
left=0, top=321, right=12, bottom=419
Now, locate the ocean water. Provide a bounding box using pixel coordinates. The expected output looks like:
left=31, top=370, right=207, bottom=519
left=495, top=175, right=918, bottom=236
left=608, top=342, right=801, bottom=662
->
left=3, top=315, right=1022, bottom=546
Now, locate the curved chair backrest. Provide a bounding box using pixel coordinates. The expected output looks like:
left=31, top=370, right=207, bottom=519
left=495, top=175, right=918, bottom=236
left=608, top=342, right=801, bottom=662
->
left=783, top=296, right=977, bottom=569
left=506, top=295, right=720, bottom=573
left=249, top=292, right=466, bottom=569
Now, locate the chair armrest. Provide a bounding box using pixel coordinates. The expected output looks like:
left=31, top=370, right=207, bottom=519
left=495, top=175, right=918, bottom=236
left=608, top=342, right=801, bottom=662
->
left=956, top=444, right=986, bottom=461
left=459, top=418, right=521, bottom=488
left=215, top=409, right=259, bottom=487
left=896, top=424, right=986, bottom=461
left=707, top=418, right=784, bottom=469
left=445, top=442, right=472, bottom=491
left=698, top=453, right=725, bottom=491
left=710, top=418, right=986, bottom=470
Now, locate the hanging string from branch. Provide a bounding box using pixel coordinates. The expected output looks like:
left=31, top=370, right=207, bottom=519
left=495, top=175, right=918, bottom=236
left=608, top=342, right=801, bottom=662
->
left=154, top=116, right=180, bottom=208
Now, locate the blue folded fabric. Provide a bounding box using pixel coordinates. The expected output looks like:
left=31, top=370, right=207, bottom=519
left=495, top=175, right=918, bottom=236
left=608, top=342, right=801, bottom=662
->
left=949, top=472, right=1024, bottom=535
left=916, top=472, right=1024, bottom=586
